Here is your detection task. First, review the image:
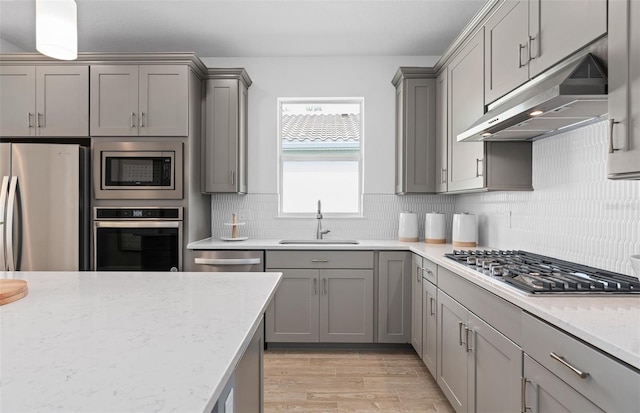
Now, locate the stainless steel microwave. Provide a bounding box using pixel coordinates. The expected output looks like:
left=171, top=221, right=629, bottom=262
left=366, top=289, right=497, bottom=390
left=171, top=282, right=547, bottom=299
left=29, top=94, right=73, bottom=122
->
left=93, top=141, right=183, bottom=199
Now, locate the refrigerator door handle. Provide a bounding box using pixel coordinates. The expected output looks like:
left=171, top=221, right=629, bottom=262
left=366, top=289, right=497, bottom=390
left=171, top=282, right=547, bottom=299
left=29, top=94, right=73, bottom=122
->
left=0, top=176, right=9, bottom=270
left=6, top=176, right=18, bottom=271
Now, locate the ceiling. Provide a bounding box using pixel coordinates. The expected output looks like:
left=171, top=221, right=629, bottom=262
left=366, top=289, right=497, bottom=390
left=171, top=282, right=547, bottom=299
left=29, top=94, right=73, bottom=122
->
left=0, top=0, right=486, bottom=58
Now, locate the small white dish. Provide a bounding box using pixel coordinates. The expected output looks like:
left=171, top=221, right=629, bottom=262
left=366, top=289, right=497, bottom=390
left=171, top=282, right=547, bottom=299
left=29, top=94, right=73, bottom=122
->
left=224, top=222, right=246, bottom=226
left=221, top=236, right=248, bottom=241
left=630, top=255, right=640, bottom=281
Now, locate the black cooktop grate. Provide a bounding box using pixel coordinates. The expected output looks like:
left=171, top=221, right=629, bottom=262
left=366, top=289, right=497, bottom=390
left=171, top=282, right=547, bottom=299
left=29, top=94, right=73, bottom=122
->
left=444, top=250, right=640, bottom=295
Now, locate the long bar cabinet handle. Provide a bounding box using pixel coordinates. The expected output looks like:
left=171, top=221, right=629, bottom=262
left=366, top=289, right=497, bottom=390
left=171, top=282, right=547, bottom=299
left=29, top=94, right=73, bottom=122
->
left=458, top=321, right=464, bottom=346
left=28, top=113, right=33, bottom=128
left=518, top=43, right=527, bottom=68
left=476, top=158, right=483, bottom=177
left=429, top=297, right=435, bottom=316
left=549, top=352, right=590, bottom=379
left=520, top=377, right=530, bottom=413
left=465, top=327, right=472, bottom=352
left=441, top=168, right=447, bottom=183
left=130, top=112, right=135, bottom=128
left=313, top=278, right=317, bottom=295
left=311, top=259, right=328, bottom=263
left=608, top=118, right=621, bottom=154
left=528, top=35, right=537, bottom=60
left=140, top=112, right=145, bottom=127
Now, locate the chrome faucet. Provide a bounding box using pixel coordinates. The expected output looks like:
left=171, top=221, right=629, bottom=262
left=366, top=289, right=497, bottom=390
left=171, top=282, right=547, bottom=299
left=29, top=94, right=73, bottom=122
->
left=316, top=200, right=330, bottom=239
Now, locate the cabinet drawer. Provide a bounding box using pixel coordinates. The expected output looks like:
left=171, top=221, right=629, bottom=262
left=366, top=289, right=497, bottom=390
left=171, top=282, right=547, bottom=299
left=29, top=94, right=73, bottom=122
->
left=421, top=257, right=437, bottom=285
left=266, top=251, right=374, bottom=269
left=522, top=313, right=639, bottom=413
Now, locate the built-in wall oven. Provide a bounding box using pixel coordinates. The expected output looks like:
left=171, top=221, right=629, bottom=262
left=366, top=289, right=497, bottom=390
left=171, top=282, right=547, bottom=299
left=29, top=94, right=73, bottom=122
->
left=94, top=207, right=182, bottom=271
left=93, top=141, right=183, bottom=200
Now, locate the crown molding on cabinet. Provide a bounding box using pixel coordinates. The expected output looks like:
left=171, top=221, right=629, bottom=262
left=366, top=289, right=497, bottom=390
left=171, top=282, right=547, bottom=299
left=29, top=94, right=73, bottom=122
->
left=0, top=52, right=208, bottom=79
left=391, top=67, right=437, bottom=87
left=206, top=68, right=252, bottom=88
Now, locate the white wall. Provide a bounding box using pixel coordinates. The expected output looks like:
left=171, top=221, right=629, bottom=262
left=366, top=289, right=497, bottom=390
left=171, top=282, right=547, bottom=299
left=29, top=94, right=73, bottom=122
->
left=200, top=55, right=438, bottom=194
left=0, top=38, right=25, bottom=53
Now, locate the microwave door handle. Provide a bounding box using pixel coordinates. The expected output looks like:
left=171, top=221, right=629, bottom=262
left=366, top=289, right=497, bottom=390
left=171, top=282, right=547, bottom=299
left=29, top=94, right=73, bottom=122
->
left=0, top=176, right=9, bottom=270
left=6, top=176, right=19, bottom=271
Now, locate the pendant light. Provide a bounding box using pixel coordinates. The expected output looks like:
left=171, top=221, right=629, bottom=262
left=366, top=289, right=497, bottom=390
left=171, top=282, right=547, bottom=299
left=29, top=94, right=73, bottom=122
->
left=36, top=0, right=78, bottom=60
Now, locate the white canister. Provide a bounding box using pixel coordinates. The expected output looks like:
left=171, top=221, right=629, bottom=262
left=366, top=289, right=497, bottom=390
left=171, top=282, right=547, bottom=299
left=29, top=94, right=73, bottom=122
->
left=452, top=213, right=477, bottom=247
left=398, top=212, right=419, bottom=242
left=424, top=212, right=446, bottom=244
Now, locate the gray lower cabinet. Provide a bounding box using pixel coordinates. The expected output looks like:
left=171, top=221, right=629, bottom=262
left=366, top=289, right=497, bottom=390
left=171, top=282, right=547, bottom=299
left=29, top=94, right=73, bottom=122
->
left=521, top=313, right=640, bottom=413
left=203, top=69, right=251, bottom=193
left=0, top=65, right=89, bottom=137
left=265, top=269, right=319, bottom=342
left=608, top=0, right=640, bottom=180
left=265, top=251, right=374, bottom=343
left=437, top=290, right=522, bottom=413
left=90, top=64, right=189, bottom=136
left=411, top=254, right=424, bottom=354
left=523, top=355, right=603, bottom=413
left=392, top=68, right=437, bottom=194
left=377, top=251, right=412, bottom=343
left=421, top=278, right=437, bottom=377
left=212, top=317, right=264, bottom=413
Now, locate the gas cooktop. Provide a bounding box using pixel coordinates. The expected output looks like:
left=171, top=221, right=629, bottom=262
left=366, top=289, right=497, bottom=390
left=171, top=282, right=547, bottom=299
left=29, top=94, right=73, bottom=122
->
left=445, top=250, right=640, bottom=295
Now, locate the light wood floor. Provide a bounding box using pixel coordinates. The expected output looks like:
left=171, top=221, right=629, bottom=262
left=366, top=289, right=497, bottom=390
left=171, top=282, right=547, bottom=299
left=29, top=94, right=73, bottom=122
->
left=263, top=347, right=455, bottom=413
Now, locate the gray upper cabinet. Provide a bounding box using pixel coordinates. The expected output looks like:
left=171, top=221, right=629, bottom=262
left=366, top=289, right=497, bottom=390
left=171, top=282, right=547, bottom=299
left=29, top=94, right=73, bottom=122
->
left=446, top=26, right=533, bottom=193
left=447, top=29, right=486, bottom=193
left=90, top=64, right=189, bottom=136
left=377, top=251, right=412, bottom=343
left=484, top=0, right=607, bottom=105
left=203, top=69, right=251, bottom=193
left=435, top=71, right=448, bottom=193
left=0, top=65, right=88, bottom=137
left=527, top=0, right=606, bottom=78
left=392, top=68, right=437, bottom=194
left=484, top=0, right=530, bottom=104
left=608, top=0, right=640, bottom=180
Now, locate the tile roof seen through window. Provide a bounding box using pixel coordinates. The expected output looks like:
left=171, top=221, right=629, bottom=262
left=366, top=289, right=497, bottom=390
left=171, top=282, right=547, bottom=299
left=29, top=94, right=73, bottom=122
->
left=282, top=113, right=360, bottom=144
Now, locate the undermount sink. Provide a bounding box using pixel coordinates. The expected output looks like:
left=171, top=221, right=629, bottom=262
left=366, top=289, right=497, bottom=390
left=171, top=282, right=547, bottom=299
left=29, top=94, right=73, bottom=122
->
left=279, top=239, right=360, bottom=245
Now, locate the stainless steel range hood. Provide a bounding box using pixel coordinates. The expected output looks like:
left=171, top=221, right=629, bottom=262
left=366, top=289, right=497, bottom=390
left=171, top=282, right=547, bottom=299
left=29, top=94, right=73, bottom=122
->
left=458, top=53, right=607, bottom=142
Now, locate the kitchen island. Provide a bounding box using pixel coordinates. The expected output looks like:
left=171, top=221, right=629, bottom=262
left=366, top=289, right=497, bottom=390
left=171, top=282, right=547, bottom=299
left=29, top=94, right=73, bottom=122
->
left=0, top=271, right=282, bottom=413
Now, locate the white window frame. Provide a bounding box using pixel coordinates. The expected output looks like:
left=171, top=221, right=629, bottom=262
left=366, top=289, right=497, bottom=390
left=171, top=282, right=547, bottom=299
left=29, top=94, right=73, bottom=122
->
left=277, top=97, right=364, bottom=218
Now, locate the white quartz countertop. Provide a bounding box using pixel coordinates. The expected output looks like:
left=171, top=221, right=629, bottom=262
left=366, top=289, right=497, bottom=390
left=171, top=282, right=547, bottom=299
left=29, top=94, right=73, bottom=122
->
left=188, top=238, right=640, bottom=369
left=0, top=271, right=282, bottom=413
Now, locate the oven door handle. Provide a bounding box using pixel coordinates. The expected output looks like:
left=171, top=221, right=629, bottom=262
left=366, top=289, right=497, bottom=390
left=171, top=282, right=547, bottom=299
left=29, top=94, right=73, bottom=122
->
left=94, top=221, right=181, bottom=228
left=194, top=258, right=262, bottom=266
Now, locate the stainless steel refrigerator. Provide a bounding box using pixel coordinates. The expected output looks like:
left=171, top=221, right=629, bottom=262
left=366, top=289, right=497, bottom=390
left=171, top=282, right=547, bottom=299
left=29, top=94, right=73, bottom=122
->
left=0, top=143, right=89, bottom=271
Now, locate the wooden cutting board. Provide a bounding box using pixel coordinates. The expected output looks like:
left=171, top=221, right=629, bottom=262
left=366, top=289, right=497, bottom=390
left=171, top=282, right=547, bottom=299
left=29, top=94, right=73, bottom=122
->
left=0, top=279, right=28, bottom=306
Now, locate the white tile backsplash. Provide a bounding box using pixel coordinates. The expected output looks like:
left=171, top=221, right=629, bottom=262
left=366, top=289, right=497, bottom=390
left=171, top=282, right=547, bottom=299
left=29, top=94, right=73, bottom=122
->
left=209, top=120, right=640, bottom=276
left=210, top=193, right=455, bottom=241
left=456, top=121, right=640, bottom=276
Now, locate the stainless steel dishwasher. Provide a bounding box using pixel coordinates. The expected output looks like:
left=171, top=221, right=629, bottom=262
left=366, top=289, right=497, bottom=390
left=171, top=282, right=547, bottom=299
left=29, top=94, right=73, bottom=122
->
left=192, top=250, right=265, bottom=272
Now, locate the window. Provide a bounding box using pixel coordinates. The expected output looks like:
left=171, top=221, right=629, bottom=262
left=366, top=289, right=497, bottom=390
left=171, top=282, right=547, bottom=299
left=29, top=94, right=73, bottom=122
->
left=278, top=98, right=363, bottom=217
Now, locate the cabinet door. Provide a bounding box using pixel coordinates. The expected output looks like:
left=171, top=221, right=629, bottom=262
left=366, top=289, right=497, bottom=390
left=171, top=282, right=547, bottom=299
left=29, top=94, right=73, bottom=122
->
left=523, top=355, right=604, bottom=413
left=528, top=0, right=607, bottom=78
left=421, top=279, right=437, bottom=377
left=378, top=251, right=411, bottom=343
left=36, top=66, right=89, bottom=136
left=265, top=269, right=319, bottom=342
left=203, top=79, right=240, bottom=193
left=608, top=0, right=640, bottom=179
left=437, top=291, right=468, bottom=412
left=468, top=312, right=522, bottom=413
left=435, top=71, right=448, bottom=193
left=394, top=83, right=404, bottom=193
left=448, top=28, right=485, bottom=193
left=484, top=0, right=529, bottom=104
left=0, top=66, right=35, bottom=136
left=411, top=255, right=423, bottom=354
left=396, top=78, right=436, bottom=193
left=139, top=65, right=189, bottom=136
left=320, top=269, right=373, bottom=343
left=90, top=65, right=138, bottom=136
left=234, top=318, right=263, bottom=413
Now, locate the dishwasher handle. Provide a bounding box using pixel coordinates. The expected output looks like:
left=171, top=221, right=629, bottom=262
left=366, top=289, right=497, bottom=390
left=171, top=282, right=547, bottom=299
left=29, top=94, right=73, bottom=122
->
left=195, top=258, right=262, bottom=266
